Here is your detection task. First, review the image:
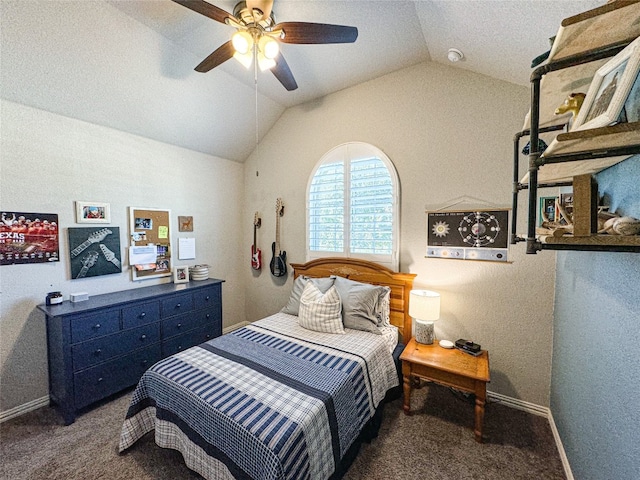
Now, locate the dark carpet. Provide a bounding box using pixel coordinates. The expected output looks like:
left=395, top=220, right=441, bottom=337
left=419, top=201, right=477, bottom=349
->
left=0, top=383, right=565, bottom=479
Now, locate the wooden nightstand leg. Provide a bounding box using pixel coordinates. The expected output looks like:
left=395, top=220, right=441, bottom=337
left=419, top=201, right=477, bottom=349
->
left=474, top=382, right=486, bottom=443
left=401, top=362, right=412, bottom=415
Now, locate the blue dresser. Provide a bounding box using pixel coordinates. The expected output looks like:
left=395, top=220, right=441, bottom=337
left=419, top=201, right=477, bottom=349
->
left=38, top=279, right=223, bottom=424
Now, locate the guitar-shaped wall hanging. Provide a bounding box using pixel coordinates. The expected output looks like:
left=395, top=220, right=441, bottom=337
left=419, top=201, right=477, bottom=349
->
left=270, top=198, right=287, bottom=277
left=251, top=212, right=262, bottom=270
left=70, top=228, right=112, bottom=258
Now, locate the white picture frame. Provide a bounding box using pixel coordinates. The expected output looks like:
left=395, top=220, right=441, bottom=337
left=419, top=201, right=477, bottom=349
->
left=572, top=37, right=640, bottom=131
left=173, top=265, right=189, bottom=284
left=75, top=201, right=110, bottom=224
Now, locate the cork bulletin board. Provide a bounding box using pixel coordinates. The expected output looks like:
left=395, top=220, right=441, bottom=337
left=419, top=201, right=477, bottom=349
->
left=129, top=207, right=172, bottom=281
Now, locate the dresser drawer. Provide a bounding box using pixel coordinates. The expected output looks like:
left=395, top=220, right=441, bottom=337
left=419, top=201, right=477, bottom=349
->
left=193, top=286, right=221, bottom=310
left=72, top=323, right=160, bottom=371
left=122, top=301, right=160, bottom=329
left=161, top=293, right=193, bottom=318
left=70, top=310, right=120, bottom=343
left=74, top=343, right=162, bottom=410
left=162, top=325, right=216, bottom=357
left=162, top=312, right=198, bottom=339
left=193, top=306, right=221, bottom=332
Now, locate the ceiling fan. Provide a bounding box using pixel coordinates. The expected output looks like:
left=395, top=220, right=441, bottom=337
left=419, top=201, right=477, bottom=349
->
left=172, top=0, right=358, bottom=91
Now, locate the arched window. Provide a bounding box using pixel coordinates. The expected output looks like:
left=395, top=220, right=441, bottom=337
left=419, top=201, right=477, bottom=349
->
left=306, top=142, right=400, bottom=270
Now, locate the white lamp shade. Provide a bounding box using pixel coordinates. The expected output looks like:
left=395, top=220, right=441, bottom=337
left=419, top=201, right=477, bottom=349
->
left=409, top=290, right=440, bottom=321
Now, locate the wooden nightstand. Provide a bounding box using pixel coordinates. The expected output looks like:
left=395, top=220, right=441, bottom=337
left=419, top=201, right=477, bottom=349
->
left=400, top=338, right=490, bottom=442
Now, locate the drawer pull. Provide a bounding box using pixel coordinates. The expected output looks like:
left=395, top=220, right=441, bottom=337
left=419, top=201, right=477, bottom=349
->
left=140, top=312, right=146, bottom=318
left=175, top=303, right=181, bottom=309
left=205, top=296, right=210, bottom=301
left=94, top=324, right=101, bottom=329
left=95, top=349, right=102, bottom=356
left=98, top=377, right=103, bottom=383
left=177, top=323, right=182, bottom=328
left=140, top=334, right=147, bottom=340
left=206, top=314, right=210, bottom=319
left=142, top=360, right=148, bottom=366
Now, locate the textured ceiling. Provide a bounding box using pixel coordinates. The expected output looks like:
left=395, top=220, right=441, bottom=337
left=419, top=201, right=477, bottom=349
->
left=1, top=0, right=603, bottom=162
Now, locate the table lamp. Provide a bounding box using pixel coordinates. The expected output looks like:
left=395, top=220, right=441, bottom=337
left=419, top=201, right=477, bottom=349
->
left=409, top=289, right=440, bottom=345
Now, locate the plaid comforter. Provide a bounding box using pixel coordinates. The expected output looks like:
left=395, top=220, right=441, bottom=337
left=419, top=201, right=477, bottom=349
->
left=119, top=312, right=399, bottom=480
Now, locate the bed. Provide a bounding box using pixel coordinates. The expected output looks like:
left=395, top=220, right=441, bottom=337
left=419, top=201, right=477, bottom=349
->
left=119, top=258, right=416, bottom=480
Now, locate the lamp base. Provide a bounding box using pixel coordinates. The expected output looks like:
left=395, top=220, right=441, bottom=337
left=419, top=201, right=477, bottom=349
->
left=415, top=320, right=435, bottom=345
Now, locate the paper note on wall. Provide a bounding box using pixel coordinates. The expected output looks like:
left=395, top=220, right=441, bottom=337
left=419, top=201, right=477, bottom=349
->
left=158, top=226, right=168, bottom=239
left=178, top=237, right=196, bottom=260
left=129, top=245, right=157, bottom=264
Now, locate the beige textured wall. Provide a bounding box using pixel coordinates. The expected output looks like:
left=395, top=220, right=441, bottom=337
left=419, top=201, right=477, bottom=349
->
left=0, top=100, right=245, bottom=413
left=243, top=61, right=557, bottom=406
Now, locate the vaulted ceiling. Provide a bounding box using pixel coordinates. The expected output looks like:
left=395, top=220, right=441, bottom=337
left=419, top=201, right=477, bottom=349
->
left=1, top=0, right=603, bottom=162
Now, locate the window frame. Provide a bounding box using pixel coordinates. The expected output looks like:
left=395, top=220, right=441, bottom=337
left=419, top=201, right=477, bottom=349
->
left=306, top=142, right=400, bottom=270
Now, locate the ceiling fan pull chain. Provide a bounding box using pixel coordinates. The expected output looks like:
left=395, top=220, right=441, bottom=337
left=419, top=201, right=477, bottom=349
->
left=254, top=42, right=259, bottom=151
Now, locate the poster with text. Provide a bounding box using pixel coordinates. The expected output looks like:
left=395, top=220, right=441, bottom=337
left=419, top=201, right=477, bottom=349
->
left=0, top=211, right=59, bottom=265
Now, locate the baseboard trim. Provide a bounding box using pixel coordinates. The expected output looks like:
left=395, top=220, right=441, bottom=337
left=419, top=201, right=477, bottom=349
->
left=223, top=321, right=250, bottom=334
left=0, top=395, right=49, bottom=424
left=488, top=391, right=573, bottom=480
left=487, top=390, right=549, bottom=417
left=548, top=409, right=575, bottom=480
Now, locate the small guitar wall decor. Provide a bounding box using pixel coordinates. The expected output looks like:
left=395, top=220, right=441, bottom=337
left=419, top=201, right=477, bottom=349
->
left=270, top=198, right=287, bottom=277
left=251, top=212, right=262, bottom=270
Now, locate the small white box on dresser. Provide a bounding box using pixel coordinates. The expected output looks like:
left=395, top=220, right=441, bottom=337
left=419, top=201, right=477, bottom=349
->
left=69, top=292, right=89, bottom=303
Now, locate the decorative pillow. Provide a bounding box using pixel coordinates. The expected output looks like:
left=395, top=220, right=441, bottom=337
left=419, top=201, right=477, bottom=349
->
left=298, top=283, right=344, bottom=334
left=281, top=275, right=336, bottom=316
left=333, top=276, right=389, bottom=335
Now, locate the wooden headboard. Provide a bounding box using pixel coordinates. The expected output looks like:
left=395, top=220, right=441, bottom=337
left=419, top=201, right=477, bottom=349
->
left=290, top=258, right=416, bottom=343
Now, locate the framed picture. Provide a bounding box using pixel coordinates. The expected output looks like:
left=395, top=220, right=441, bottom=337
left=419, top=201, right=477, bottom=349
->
left=129, top=207, right=172, bottom=281
left=0, top=211, right=60, bottom=265
left=68, top=227, right=121, bottom=279
left=426, top=209, right=510, bottom=262
left=76, top=201, right=110, bottom=224
left=173, top=265, right=189, bottom=284
left=539, top=196, right=558, bottom=225
left=573, top=37, right=640, bottom=131
left=178, top=216, right=193, bottom=232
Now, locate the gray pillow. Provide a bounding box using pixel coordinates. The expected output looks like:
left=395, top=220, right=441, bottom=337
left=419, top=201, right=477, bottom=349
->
left=333, top=276, right=389, bottom=335
left=281, top=275, right=336, bottom=316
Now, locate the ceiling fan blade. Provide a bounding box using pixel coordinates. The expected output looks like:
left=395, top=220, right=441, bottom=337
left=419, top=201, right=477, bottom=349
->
left=245, top=0, right=273, bottom=22
left=195, top=41, right=235, bottom=72
left=274, top=22, right=358, bottom=44
left=171, top=0, right=233, bottom=24
left=271, top=53, right=298, bottom=91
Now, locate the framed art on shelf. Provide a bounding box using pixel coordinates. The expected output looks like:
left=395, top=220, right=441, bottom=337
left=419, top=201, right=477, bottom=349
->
left=173, top=265, right=189, bottom=284
left=572, top=36, right=640, bottom=131
left=76, top=201, right=110, bottom=224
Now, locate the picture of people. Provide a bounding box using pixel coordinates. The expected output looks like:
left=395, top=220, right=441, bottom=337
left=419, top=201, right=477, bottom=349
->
left=76, top=201, right=110, bottom=224
left=135, top=217, right=153, bottom=230
left=0, top=211, right=59, bottom=265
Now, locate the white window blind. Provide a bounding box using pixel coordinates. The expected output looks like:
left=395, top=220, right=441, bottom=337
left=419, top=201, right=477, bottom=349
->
left=307, top=143, right=399, bottom=270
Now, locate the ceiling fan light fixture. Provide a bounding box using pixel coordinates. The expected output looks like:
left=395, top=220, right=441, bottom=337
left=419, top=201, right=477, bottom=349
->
left=258, top=35, right=279, bottom=60
left=257, top=52, right=276, bottom=71
left=232, top=30, right=253, bottom=55
left=233, top=50, right=253, bottom=69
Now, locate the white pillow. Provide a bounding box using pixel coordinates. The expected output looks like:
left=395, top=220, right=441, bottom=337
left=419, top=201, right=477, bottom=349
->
left=298, top=282, right=344, bottom=334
